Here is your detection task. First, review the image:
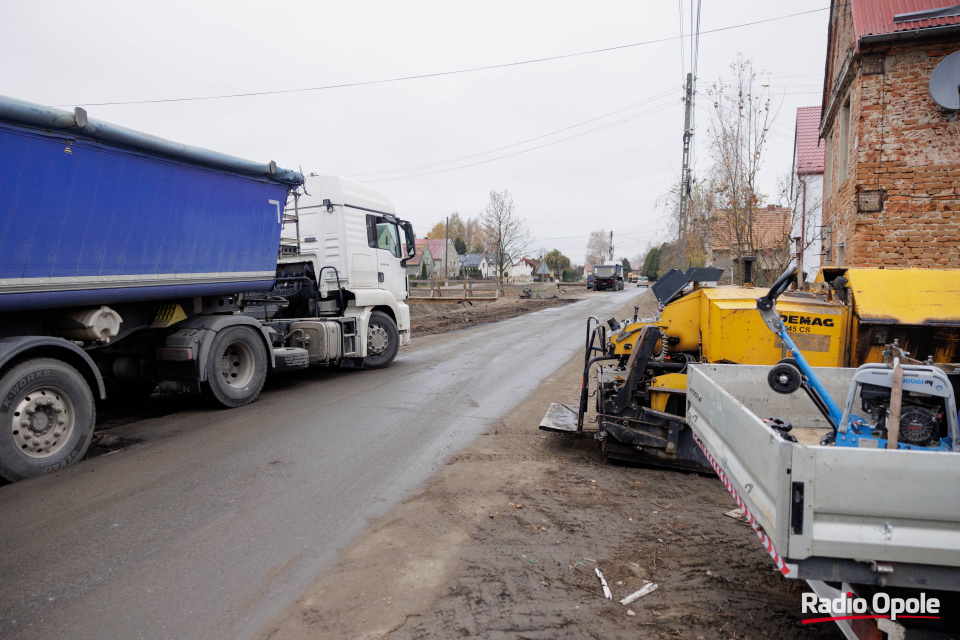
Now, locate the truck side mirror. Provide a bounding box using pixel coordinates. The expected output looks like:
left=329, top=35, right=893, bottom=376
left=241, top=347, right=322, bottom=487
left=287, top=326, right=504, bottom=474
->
left=402, top=221, right=416, bottom=258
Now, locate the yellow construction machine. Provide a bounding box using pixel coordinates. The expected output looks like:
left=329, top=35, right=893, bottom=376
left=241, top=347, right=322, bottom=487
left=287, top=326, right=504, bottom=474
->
left=540, top=263, right=960, bottom=471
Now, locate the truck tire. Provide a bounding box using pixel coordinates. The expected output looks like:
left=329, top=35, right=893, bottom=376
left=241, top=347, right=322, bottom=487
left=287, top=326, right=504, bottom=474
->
left=363, top=311, right=399, bottom=369
left=0, top=358, right=96, bottom=481
left=204, top=326, right=267, bottom=408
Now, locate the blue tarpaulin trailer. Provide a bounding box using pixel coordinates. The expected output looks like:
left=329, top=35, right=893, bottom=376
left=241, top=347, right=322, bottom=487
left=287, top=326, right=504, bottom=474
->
left=0, top=95, right=303, bottom=313
left=0, top=96, right=320, bottom=482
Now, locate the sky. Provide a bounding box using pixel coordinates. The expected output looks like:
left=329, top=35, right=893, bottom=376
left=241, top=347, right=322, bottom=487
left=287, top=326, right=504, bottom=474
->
left=1, top=1, right=829, bottom=264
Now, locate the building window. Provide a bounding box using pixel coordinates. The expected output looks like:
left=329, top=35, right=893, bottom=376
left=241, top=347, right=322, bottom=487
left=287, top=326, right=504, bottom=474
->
left=836, top=243, right=846, bottom=267
left=824, top=134, right=834, bottom=194
left=839, top=100, right=850, bottom=182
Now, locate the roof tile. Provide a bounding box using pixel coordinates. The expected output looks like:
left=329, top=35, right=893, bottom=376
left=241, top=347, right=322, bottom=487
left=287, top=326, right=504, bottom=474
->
left=852, top=0, right=960, bottom=40
left=795, top=106, right=825, bottom=175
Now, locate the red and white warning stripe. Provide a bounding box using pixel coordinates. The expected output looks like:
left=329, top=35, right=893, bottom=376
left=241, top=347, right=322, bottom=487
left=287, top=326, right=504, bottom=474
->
left=692, top=433, right=792, bottom=577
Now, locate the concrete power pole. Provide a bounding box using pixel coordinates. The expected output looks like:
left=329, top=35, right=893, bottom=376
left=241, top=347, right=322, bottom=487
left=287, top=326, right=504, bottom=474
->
left=444, top=216, right=449, bottom=279
left=677, top=72, right=694, bottom=270
left=609, top=230, right=614, bottom=264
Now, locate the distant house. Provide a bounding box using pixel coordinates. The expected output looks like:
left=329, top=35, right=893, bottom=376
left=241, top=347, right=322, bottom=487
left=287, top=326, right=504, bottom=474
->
left=709, top=205, right=792, bottom=285
left=820, top=0, right=960, bottom=267
left=792, top=106, right=824, bottom=281
left=583, top=263, right=594, bottom=277
left=485, top=253, right=513, bottom=280
left=629, top=261, right=642, bottom=274
left=458, top=253, right=489, bottom=278
left=408, top=241, right=434, bottom=279
left=423, top=238, right=460, bottom=277
left=510, top=257, right=539, bottom=282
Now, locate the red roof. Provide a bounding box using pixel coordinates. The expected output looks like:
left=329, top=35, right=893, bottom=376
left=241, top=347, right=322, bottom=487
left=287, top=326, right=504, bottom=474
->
left=795, top=106, right=824, bottom=175
left=422, top=239, right=449, bottom=260
left=852, top=0, right=960, bottom=41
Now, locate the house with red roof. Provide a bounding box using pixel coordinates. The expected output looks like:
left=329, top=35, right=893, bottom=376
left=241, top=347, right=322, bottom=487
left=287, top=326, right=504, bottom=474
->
left=791, top=106, right=825, bottom=280
left=408, top=240, right=434, bottom=279
left=820, top=0, right=960, bottom=268
left=421, top=238, right=460, bottom=278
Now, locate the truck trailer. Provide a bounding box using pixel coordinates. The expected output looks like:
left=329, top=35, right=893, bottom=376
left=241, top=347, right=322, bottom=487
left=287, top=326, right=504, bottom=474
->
left=0, top=96, right=416, bottom=481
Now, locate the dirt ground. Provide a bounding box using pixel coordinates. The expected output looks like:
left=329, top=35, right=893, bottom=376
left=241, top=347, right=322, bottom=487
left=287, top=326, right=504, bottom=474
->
left=409, top=283, right=599, bottom=337
left=260, top=293, right=842, bottom=640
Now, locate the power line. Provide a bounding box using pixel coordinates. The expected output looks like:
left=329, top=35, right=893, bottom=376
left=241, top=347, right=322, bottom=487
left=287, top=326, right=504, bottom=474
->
left=59, top=7, right=832, bottom=108
left=352, top=87, right=678, bottom=177
left=364, top=100, right=679, bottom=182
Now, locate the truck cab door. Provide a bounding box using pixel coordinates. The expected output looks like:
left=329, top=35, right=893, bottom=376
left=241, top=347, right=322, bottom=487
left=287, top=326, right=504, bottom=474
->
left=365, top=215, right=407, bottom=300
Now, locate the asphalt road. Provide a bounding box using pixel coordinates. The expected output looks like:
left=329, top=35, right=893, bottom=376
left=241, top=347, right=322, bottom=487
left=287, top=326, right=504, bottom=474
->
left=0, top=288, right=648, bottom=640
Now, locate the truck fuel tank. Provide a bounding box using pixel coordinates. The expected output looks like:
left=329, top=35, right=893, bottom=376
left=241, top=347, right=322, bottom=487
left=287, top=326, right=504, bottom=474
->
left=288, top=320, right=342, bottom=364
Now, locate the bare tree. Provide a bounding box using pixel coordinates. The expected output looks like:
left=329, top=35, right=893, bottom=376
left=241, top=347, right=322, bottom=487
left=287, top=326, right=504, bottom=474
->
left=480, top=189, right=531, bottom=294
left=657, top=176, right=717, bottom=270
left=707, top=55, right=781, bottom=284
left=585, top=230, right=611, bottom=266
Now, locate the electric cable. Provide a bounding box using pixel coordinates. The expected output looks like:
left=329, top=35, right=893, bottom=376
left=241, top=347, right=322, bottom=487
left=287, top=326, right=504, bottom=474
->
left=364, top=100, right=680, bottom=182
left=59, top=7, right=834, bottom=108
left=352, top=87, right=678, bottom=177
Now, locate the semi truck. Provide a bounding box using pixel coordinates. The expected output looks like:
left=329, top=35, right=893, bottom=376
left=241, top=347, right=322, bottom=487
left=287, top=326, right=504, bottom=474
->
left=0, top=96, right=416, bottom=481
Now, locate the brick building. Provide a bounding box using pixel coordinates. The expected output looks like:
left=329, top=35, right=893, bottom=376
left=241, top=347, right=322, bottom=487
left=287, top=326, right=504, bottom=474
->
left=820, top=1, right=960, bottom=267
left=709, top=205, right=792, bottom=285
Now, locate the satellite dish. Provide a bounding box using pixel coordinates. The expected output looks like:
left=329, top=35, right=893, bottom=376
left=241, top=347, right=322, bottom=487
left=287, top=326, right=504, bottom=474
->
left=929, top=50, right=960, bottom=110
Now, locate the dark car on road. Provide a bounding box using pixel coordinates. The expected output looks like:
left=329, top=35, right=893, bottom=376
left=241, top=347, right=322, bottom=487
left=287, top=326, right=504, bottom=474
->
left=586, top=274, right=596, bottom=289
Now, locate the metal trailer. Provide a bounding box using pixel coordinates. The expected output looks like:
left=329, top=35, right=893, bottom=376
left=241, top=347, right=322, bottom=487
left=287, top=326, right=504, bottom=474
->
left=685, top=363, right=960, bottom=638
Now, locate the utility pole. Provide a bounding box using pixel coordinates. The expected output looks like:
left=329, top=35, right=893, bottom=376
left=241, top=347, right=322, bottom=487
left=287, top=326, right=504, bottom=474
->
left=609, top=230, right=614, bottom=264
left=444, top=216, right=449, bottom=279
left=677, top=72, right=694, bottom=270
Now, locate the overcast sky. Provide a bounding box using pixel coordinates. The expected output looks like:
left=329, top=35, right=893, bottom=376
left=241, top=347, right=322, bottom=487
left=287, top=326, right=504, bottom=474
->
left=2, top=1, right=829, bottom=264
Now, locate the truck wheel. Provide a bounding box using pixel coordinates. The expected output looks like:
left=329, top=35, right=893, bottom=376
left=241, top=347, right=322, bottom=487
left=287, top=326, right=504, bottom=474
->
left=204, top=326, right=267, bottom=408
left=0, top=358, right=96, bottom=481
left=363, top=311, right=399, bottom=369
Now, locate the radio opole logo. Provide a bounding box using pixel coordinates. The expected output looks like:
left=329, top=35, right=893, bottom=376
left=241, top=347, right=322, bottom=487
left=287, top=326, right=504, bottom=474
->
left=802, top=591, right=940, bottom=624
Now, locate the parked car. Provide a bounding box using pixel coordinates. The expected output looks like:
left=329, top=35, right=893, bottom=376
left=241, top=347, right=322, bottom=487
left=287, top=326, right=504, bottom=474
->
left=586, top=274, right=595, bottom=289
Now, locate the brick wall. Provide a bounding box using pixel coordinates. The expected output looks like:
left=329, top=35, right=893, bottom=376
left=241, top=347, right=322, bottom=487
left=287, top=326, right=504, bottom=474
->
left=821, top=12, right=960, bottom=267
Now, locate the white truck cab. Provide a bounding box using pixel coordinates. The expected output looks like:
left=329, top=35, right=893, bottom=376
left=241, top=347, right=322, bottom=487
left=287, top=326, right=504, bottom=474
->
left=279, top=175, right=416, bottom=362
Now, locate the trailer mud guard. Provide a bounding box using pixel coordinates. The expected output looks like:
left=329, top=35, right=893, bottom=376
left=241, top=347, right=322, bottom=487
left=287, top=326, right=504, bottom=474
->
left=168, top=315, right=276, bottom=381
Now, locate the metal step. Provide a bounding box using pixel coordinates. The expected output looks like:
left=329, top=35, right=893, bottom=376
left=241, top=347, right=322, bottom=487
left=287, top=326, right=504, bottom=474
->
left=272, top=347, right=309, bottom=371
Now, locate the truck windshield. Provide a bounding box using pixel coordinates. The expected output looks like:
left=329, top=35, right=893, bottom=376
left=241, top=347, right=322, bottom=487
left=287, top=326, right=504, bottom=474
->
left=594, top=266, right=615, bottom=277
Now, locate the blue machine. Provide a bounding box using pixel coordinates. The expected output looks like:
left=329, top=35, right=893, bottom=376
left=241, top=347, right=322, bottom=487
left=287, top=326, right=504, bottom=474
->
left=757, top=267, right=959, bottom=452
left=0, top=95, right=303, bottom=313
